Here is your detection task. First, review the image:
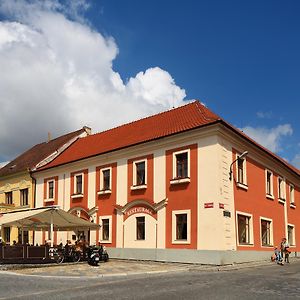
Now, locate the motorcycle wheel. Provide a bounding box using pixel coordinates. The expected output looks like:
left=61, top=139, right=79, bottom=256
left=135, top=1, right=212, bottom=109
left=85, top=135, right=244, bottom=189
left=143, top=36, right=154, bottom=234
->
left=72, top=251, right=81, bottom=263
left=103, top=254, right=109, bottom=262
left=55, top=251, right=64, bottom=264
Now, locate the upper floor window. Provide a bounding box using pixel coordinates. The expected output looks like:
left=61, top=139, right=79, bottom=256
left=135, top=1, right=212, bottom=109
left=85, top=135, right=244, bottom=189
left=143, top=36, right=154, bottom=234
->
left=236, top=155, right=247, bottom=186
left=100, top=168, right=111, bottom=191
left=132, top=159, right=147, bottom=189
left=171, top=149, right=190, bottom=184
left=48, top=180, right=54, bottom=199
left=20, top=188, right=29, bottom=206
left=75, top=174, right=83, bottom=195
left=290, top=184, right=295, bottom=206
left=5, top=192, right=13, bottom=205
left=265, top=170, right=274, bottom=199
left=278, top=177, right=285, bottom=201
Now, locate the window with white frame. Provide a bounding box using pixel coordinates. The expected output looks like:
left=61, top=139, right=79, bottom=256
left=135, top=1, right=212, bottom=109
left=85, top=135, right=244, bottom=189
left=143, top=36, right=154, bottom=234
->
left=287, top=224, right=295, bottom=246
left=133, top=159, right=147, bottom=187
left=100, top=168, right=111, bottom=191
left=136, top=216, right=145, bottom=240
left=290, top=184, right=295, bottom=205
left=5, top=192, right=13, bottom=205
left=20, top=188, right=29, bottom=206
left=260, top=218, right=273, bottom=247
left=74, top=174, right=83, bottom=194
left=236, top=154, right=247, bottom=185
left=99, top=215, right=112, bottom=243
left=278, top=177, right=285, bottom=200
left=47, top=180, right=54, bottom=199
left=266, top=170, right=273, bottom=197
left=173, top=150, right=190, bottom=179
left=237, top=213, right=252, bottom=245
left=172, top=210, right=191, bottom=244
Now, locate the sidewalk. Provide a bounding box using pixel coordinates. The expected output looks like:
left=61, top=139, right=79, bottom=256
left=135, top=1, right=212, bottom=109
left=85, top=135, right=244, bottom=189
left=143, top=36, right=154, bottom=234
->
left=1, top=258, right=298, bottom=278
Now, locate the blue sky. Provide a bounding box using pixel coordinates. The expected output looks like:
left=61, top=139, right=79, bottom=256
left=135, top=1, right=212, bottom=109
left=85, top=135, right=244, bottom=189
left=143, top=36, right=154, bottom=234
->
left=0, top=0, right=300, bottom=167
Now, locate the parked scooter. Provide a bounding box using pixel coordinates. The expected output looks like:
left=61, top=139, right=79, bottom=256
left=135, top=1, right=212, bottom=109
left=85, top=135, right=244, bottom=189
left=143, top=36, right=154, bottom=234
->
left=97, top=244, right=109, bottom=262
left=87, top=246, right=100, bottom=266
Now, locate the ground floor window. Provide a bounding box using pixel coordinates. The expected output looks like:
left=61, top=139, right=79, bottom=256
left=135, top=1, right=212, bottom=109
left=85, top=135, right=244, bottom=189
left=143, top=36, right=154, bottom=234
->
left=261, top=219, right=272, bottom=246
left=172, top=210, right=191, bottom=244
left=237, top=213, right=252, bottom=245
left=102, top=219, right=110, bottom=241
left=287, top=224, right=295, bottom=246
left=136, top=216, right=145, bottom=240
left=176, top=214, right=187, bottom=240
left=17, top=229, right=29, bottom=244
left=4, top=227, right=10, bottom=243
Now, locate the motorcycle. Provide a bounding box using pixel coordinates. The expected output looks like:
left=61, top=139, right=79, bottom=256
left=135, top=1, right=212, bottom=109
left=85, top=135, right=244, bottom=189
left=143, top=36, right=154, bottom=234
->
left=87, top=246, right=100, bottom=266
left=98, top=245, right=109, bottom=262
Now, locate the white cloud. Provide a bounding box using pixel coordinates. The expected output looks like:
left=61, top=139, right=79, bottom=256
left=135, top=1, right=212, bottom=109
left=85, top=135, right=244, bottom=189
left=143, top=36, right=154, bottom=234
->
left=256, top=111, right=273, bottom=119
left=0, top=0, right=186, bottom=162
left=292, top=154, right=300, bottom=169
left=0, top=161, right=9, bottom=169
left=241, top=124, right=293, bottom=153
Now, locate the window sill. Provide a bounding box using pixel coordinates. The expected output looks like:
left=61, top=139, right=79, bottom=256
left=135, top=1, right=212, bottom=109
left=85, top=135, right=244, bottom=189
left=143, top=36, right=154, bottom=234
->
left=278, top=198, right=286, bottom=204
left=170, top=177, right=190, bottom=185
left=266, top=194, right=274, bottom=200
left=290, top=203, right=296, bottom=209
left=97, top=190, right=112, bottom=195
left=99, top=240, right=111, bottom=244
left=131, top=185, right=147, bottom=190
left=172, top=240, right=190, bottom=245
left=236, top=182, right=248, bottom=190
left=261, top=244, right=274, bottom=248
left=44, top=199, right=54, bottom=203
left=71, top=194, right=84, bottom=199
left=238, top=243, right=254, bottom=247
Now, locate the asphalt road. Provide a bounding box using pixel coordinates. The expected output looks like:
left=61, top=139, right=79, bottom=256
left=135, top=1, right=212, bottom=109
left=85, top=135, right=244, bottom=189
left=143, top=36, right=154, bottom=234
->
left=1, top=261, right=300, bottom=299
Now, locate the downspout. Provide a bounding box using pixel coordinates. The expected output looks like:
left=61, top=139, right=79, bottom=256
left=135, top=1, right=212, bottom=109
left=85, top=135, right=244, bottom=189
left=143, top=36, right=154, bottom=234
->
left=29, top=170, right=37, bottom=245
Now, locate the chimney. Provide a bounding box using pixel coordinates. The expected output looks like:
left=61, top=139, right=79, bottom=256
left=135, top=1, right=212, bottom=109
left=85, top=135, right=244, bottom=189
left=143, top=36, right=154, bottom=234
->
left=47, top=132, right=51, bottom=142
left=83, top=126, right=92, bottom=135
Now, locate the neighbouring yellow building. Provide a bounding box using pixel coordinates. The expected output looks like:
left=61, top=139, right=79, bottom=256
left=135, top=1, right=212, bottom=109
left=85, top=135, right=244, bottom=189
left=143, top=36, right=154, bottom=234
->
left=0, top=127, right=90, bottom=244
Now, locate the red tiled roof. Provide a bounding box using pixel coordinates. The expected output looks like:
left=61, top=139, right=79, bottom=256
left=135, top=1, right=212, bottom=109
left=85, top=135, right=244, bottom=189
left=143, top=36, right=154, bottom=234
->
left=40, top=101, right=220, bottom=169
left=0, top=128, right=87, bottom=177
left=38, top=101, right=300, bottom=178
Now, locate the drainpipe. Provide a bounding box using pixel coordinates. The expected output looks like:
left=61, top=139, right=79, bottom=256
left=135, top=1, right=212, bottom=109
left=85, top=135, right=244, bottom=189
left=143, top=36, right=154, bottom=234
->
left=30, top=170, right=37, bottom=245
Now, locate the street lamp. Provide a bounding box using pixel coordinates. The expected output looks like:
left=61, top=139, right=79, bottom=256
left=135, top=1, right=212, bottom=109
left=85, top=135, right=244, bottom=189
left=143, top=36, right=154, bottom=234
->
left=229, top=151, right=248, bottom=181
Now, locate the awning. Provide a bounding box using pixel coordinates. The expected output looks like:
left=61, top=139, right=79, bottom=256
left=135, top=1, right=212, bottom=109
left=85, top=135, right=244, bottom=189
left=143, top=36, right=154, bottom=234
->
left=0, top=206, right=100, bottom=231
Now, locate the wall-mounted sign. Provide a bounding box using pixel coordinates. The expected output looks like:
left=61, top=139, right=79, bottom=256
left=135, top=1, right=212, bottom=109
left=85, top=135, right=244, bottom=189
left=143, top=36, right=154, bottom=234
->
left=204, top=202, right=214, bottom=208
left=219, top=203, right=224, bottom=209
left=126, top=206, right=155, bottom=217
left=223, top=210, right=231, bottom=218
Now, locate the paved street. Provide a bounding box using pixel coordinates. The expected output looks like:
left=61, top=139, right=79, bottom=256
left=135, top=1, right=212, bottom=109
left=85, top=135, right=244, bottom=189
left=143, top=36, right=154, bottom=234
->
left=0, top=259, right=300, bottom=299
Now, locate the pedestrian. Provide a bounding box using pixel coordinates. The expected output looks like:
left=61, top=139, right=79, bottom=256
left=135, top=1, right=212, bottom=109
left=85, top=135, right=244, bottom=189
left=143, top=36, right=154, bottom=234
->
left=273, top=246, right=283, bottom=265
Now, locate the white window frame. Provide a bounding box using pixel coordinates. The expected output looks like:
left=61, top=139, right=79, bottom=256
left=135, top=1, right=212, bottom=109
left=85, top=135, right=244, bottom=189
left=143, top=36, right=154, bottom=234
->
left=236, top=211, right=254, bottom=247
left=71, top=172, right=84, bottom=198
left=265, top=169, right=274, bottom=200
left=170, top=149, right=191, bottom=185
left=236, top=153, right=247, bottom=190
left=287, top=223, right=296, bottom=246
left=289, top=184, right=295, bottom=207
left=98, top=167, right=112, bottom=195
left=172, top=209, right=191, bottom=244
left=131, top=159, right=147, bottom=190
left=46, top=179, right=55, bottom=200
left=99, top=215, right=112, bottom=244
left=259, top=217, right=273, bottom=248
left=278, top=176, right=286, bottom=203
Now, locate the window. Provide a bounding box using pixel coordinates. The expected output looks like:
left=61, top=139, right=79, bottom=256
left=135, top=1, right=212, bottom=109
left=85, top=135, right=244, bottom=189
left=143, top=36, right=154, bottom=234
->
left=287, top=224, right=295, bottom=246
left=5, top=192, right=12, bottom=205
left=172, top=210, right=191, bottom=244
left=176, top=152, right=188, bottom=178
left=99, top=215, right=112, bottom=243
left=237, top=213, right=252, bottom=245
left=290, top=184, right=295, bottom=205
left=176, top=214, right=187, bottom=240
left=278, top=177, right=285, bottom=200
left=261, top=219, right=272, bottom=247
left=4, top=227, right=10, bottom=243
left=100, top=168, right=111, bottom=191
left=171, top=149, right=190, bottom=184
left=20, top=188, right=28, bottom=206
left=18, top=228, right=29, bottom=244
left=236, top=154, right=247, bottom=186
left=136, top=216, right=145, bottom=240
left=136, top=161, right=145, bottom=185
left=266, top=170, right=274, bottom=198
left=102, top=219, right=110, bottom=241
left=48, top=180, right=54, bottom=199
left=132, top=159, right=147, bottom=189
left=75, top=174, right=83, bottom=194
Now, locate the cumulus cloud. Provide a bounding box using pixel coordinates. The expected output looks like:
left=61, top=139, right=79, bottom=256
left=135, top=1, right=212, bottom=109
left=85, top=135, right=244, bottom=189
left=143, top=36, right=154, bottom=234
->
left=292, top=154, right=300, bottom=169
left=256, top=111, right=273, bottom=119
left=241, top=124, right=293, bottom=153
left=0, top=0, right=186, bottom=162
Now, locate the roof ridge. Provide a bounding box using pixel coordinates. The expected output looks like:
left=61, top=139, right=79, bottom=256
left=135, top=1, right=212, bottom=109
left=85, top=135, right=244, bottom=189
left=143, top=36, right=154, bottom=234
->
left=88, top=100, right=198, bottom=137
